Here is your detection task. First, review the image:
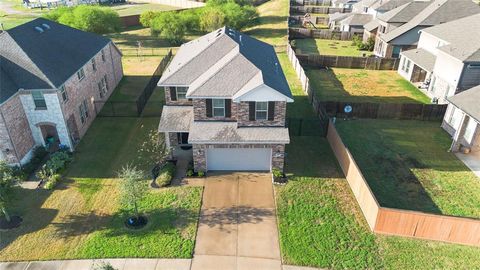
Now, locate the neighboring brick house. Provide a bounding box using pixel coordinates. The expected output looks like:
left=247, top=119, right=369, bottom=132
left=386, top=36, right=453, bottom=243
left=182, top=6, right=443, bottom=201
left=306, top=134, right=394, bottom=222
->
left=372, top=0, right=480, bottom=58
left=158, top=27, right=293, bottom=172
left=397, top=13, right=480, bottom=103
left=0, top=18, right=123, bottom=165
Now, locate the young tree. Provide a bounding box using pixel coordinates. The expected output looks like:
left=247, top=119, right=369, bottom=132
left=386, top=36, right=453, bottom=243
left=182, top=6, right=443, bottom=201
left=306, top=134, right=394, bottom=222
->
left=151, top=12, right=187, bottom=45
left=200, top=7, right=226, bottom=31
left=0, top=161, right=18, bottom=222
left=118, top=165, right=148, bottom=219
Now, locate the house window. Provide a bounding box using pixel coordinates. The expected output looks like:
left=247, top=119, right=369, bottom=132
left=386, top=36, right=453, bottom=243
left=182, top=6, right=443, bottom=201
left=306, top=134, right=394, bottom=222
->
left=97, top=76, right=108, bottom=98
left=449, top=107, right=463, bottom=129
left=77, top=68, right=85, bottom=81
left=255, top=102, right=268, bottom=120
left=92, top=58, right=97, bottom=71
left=212, top=99, right=225, bottom=117
left=402, top=58, right=410, bottom=73
left=176, top=87, right=188, bottom=100
left=101, top=49, right=106, bottom=62
left=32, top=91, right=47, bottom=110
left=79, top=99, right=89, bottom=124
left=60, top=85, right=68, bottom=102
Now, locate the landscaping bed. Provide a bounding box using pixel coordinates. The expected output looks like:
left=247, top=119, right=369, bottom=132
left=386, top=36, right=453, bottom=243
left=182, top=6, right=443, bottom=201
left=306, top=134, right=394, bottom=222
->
left=306, top=68, right=431, bottom=104
left=335, top=119, right=480, bottom=218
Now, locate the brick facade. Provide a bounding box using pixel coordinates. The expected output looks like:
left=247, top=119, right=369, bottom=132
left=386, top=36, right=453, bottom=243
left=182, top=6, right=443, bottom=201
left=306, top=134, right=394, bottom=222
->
left=165, top=87, right=193, bottom=106
left=237, top=101, right=286, bottom=127
left=192, top=99, right=239, bottom=121
left=0, top=95, right=35, bottom=164
left=61, top=42, right=123, bottom=140
left=193, top=143, right=286, bottom=172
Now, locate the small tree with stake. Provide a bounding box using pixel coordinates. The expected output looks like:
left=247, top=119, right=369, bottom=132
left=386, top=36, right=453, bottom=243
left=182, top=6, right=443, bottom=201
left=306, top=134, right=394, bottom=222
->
left=0, top=161, right=19, bottom=225
left=118, top=165, right=148, bottom=228
left=138, top=130, right=171, bottom=186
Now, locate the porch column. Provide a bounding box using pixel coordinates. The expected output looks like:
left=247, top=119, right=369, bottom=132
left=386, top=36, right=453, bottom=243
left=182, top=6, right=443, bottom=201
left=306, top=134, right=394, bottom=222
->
left=164, top=132, right=170, bottom=149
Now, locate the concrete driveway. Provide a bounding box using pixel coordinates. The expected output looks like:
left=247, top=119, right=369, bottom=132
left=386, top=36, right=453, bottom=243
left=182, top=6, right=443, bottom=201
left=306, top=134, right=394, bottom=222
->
left=191, top=172, right=281, bottom=270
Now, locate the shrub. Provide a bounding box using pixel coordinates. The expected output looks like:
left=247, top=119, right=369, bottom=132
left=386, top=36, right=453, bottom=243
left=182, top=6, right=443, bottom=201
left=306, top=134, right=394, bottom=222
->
left=44, top=5, right=121, bottom=34
left=351, top=35, right=362, bottom=47
left=200, top=7, right=225, bottom=31
left=155, top=162, right=176, bottom=187
left=44, top=174, right=62, bottom=190
left=0, top=160, right=18, bottom=222
left=272, top=168, right=283, bottom=179
left=15, top=146, right=48, bottom=181
left=45, top=151, right=72, bottom=174
left=186, top=169, right=194, bottom=177
left=197, top=171, right=205, bottom=177
left=150, top=11, right=187, bottom=45
left=140, top=10, right=159, bottom=27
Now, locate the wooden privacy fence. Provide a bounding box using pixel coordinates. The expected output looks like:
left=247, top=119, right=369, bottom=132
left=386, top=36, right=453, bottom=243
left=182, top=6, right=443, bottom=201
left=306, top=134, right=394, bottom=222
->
left=296, top=53, right=400, bottom=70
left=321, top=101, right=447, bottom=120
left=291, top=0, right=332, bottom=6
left=327, top=120, right=480, bottom=246
left=290, top=15, right=329, bottom=26
left=290, top=5, right=351, bottom=14
left=289, top=28, right=354, bottom=40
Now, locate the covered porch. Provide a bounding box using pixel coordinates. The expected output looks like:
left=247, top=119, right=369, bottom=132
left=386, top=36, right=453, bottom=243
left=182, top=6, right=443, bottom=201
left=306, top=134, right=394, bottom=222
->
left=158, top=105, right=193, bottom=150
left=398, top=48, right=436, bottom=91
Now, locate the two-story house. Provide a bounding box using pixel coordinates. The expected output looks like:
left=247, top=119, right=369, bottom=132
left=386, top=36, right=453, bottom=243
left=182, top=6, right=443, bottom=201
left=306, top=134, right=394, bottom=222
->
left=158, top=27, right=293, bottom=172
left=373, top=0, right=480, bottom=58
left=397, top=13, right=480, bottom=103
left=0, top=18, right=123, bottom=165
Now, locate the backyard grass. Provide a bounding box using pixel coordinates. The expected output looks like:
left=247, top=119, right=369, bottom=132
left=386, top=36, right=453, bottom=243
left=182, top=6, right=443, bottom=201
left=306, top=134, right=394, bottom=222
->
left=294, top=39, right=373, bottom=56
left=0, top=13, right=37, bottom=29
left=335, top=119, right=480, bottom=218
left=245, top=0, right=288, bottom=46
left=277, top=49, right=480, bottom=269
left=307, top=68, right=431, bottom=103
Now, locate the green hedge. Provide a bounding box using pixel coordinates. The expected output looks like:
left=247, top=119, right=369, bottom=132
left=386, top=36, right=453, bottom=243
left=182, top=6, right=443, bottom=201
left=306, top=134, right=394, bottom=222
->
left=155, top=162, right=176, bottom=187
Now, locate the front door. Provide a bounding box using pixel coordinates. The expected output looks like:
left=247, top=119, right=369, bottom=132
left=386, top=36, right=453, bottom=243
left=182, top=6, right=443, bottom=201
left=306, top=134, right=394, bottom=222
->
left=177, top=132, right=189, bottom=145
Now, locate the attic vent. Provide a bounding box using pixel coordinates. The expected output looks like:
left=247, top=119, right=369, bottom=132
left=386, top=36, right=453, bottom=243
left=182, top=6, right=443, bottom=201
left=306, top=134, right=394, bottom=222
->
left=42, top=23, right=50, bottom=30
left=34, top=26, right=44, bottom=33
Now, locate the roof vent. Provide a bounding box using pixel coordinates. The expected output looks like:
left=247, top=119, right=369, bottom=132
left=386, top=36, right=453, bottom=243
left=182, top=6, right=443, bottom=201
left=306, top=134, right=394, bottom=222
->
left=42, top=23, right=50, bottom=30
left=34, top=26, right=44, bottom=33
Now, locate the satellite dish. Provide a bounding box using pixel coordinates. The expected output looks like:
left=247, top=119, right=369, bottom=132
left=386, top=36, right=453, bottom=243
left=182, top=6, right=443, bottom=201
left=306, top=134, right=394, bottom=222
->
left=344, top=105, right=352, bottom=113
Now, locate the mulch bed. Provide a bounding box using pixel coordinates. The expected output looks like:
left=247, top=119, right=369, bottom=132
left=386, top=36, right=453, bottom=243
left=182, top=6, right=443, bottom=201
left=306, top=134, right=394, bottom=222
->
left=0, top=215, right=22, bottom=230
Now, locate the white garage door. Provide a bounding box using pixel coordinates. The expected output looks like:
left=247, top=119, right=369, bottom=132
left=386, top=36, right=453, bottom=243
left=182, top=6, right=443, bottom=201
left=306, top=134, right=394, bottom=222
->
left=206, top=148, right=272, bottom=171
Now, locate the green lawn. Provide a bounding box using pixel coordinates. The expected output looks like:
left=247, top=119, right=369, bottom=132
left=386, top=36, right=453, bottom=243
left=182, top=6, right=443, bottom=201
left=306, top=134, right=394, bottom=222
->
left=276, top=47, right=480, bottom=269
left=307, top=68, right=431, bottom=104
left=0, top=13, right=37, bottom=29
left=335, top=119, right=480, bottom=218
left=245, top=0, right=289, bottom=47
left=111, top=3, right=178, bottom=16
left=294, top=39, right=373, bottom=57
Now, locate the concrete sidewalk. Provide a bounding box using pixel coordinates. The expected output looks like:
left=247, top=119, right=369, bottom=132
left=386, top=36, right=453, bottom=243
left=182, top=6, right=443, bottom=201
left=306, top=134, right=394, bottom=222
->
left=0, top=259, right=191, bottom=270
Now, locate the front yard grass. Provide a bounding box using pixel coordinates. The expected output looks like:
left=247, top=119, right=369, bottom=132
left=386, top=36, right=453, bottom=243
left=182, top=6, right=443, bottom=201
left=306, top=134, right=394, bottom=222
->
left=335, top=119, right=480, bottom=218
left=0, top=117, right=203, bottom=261
left=294, top=38, right=373, bottom=57
left=277, top=48, right=480, bottom=269
left=307, top=68, right=431, bottom=104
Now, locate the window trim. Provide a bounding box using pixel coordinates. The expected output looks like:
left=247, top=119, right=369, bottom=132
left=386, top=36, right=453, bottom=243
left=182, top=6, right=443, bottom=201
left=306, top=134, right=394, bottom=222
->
left=77, top=68, right=85, bottom=81
left=32, top=91, right=47, bottom=110
left=79, top=99, right=89, bottom=125
left=176, top=87, right=188, bottom=100
left=60, top=85, right=68, bottom=103
left=255, top=101, right=268, bottom=120
left=212, top=99, right=225, bottom=117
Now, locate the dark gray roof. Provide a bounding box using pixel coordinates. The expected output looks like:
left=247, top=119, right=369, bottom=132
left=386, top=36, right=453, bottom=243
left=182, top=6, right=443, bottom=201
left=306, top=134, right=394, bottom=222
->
left=158, top=106, right=193, bottom=132
left=159, top=27, right=292, bottom=100
left=448, top=85, right=480, bottom=123
left=4, top=18, right=111, bottom=88
left=372, top=0, right=413, bottom=12
left=381, top=0, right=480, bottom=42
left=377, top=1, right=431, bottom=23
left=400, top=48, right=436, bottom=72
left=341, top=13, right=373, bottom=26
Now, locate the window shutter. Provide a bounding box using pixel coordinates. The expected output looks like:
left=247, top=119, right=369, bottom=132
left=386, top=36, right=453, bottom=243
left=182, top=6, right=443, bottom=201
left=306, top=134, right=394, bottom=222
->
left=249, top=102, right=255, bottom=121
left=170, top=87, right=177, bottom=101
left=268, top=102, right=275, bottom=121
left=225, top=99, right=231, bottom=118
left=206, top=99, right=213, bottom=117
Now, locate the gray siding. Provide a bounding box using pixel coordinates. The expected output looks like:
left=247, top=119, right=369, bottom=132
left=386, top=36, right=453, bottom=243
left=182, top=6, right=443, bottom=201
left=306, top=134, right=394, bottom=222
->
left=458, top=62, right=480, bottom=91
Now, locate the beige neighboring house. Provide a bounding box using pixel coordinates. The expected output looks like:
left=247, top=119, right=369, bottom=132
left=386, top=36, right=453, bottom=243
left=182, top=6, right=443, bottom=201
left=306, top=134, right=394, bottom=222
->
left=331, top=0, right=359, bottom=9
left=158, top=27, right=293, bottom=172
left=0, top=18, right=123, bottom=165
left=337, top=13, right=373, bottom=33
left=397, top=13, right=480, bottom=103
left=374, top=0, right=480, bottom=58
left=442, top=85, right=480, bottom=154
left=352, top=0, right=411, bottom=18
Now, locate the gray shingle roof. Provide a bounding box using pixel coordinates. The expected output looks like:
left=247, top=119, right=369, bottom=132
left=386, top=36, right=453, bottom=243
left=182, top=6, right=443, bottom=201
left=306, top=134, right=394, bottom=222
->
left=377, top=1, right=431, bottom=23
left=188, top=121, right=290, bottom=144
left=341, top=13, right=373, bottom=26
left=5, top=18, right=111, bottom=88
left=329, top=12, right=351, bottom=23
left=447, top=85, right=480, bottom=123
left=364, top=19, right=380, bottom=31
left=381, top=0, right=480, bottom=42
left=371, top=0, right=413, bottom=12
left=158, top=27, right=292, bottom=100
left=158, top=106, right=193, bottom=132
left=400, top=48, right=436, bottom=72
left=421, top=13, right=480, bottom=62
